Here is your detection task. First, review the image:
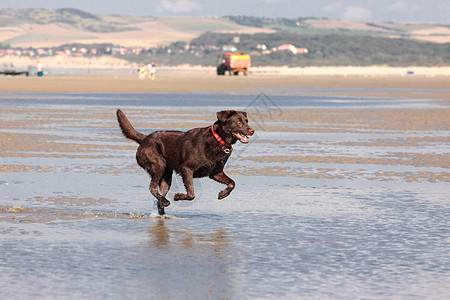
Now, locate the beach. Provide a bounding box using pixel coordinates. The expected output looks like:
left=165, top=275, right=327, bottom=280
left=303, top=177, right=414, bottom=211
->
left=1, top=71, right=449, bottom=99
left=1, top=6, right=449, bottom=298
left=0, top=72, right=449, bottom=299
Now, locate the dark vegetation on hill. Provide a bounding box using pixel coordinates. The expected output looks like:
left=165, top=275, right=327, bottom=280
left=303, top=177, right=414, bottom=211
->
left=125, top=32, right=450, bottom=67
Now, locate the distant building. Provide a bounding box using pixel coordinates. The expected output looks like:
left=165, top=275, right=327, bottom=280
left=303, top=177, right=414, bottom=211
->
left=257, top=44, right=267, bottom=51
left=277, top=44, right=308, bottom=55
left=277, top=44, right=296, bottom=53
left=222, top=45, right=238, bottom=52
left=250, top=51, right=261, bottom=56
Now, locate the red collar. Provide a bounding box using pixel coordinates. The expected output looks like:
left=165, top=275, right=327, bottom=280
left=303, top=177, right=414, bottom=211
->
left=211, top=125, right=232, bottom=153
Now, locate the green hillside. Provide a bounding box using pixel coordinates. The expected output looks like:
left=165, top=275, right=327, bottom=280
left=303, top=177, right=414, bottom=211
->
left=121, top=32, right=449, bottom=67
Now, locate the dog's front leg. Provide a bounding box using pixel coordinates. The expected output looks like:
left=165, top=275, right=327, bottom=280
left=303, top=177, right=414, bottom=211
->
left=211, top=172, right=235, bottom=199
left=174, top=167, right=195, bottom=201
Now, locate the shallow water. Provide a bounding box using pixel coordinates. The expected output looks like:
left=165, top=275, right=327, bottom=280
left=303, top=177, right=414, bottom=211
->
left=0, top=91, right=449, bottom=299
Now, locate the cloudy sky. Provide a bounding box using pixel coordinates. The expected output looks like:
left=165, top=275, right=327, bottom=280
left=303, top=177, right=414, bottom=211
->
left=1, top=0, right=449, bottom=23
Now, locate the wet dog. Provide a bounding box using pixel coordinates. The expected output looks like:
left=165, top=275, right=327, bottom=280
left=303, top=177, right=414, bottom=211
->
left=116, top=109, right=255, bottom=215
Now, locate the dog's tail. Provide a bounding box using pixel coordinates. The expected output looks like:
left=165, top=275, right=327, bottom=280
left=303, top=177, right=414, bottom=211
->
left=116, top=109, right=145, bottom=144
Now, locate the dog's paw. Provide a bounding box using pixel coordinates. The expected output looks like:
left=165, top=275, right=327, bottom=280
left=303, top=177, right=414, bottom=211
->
left=159, top=198, right=171, bottom=207
left=218, top=190, right=229, bottom=200
left=173, top=193, right=182, bottom=201
left=174, top=193, right=195, bottom=201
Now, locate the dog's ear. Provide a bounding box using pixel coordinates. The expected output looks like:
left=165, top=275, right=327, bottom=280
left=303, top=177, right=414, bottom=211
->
left=216, top=110, right=236, bottom=123
left=241, top=111, right=247, bottom=118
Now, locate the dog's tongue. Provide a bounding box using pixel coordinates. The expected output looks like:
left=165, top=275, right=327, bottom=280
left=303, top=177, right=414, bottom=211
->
left=234, top=132, right=249, bottom=143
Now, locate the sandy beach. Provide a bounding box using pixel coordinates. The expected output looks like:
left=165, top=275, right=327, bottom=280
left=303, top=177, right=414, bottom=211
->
left=1, top=100, right=449, bottom=299
left=1, top=67, right=449, bottom=299
left=0, top=72, right=449, bottom=99
left=1, top=53, right=449, bottom=97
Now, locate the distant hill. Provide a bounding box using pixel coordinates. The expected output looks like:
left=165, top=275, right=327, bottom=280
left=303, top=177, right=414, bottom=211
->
left=0, top=8, right=273, bottom=47
left=1, top=8, right=449, bottom=48
left=171, top=32, right=449, bottom=67
left=0, top=8, right=143, bottom=33
left=226, top=16, right=450, bottom=44
left=0, top=9, right=449, bottom=67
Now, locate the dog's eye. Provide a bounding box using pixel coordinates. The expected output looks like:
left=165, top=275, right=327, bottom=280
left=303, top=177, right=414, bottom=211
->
left=236, top=121, right=243, bottom=126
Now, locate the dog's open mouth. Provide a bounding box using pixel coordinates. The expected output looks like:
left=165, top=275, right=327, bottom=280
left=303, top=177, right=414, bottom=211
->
left=233, top=132, right=249, bottom=143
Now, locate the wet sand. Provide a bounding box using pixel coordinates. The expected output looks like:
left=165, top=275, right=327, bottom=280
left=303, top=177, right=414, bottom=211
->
left=1, top=103, right=448, bottom=221
left=1, top=80, right=448, bottom=202
left=1, top=105, right=448, bottom=183
left=0, top=91, right=449, bottom=299
left=1, top=73, right=449, bottom=99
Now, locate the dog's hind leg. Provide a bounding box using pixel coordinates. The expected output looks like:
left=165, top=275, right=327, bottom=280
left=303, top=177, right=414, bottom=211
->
left=159, top=168, right=173, bottom=196
left=157, top=169, right=173, bottom=215
left=156, top=202, right=166, bottom=216
left=149, top=176, right=171, bottom=208
left=137, top=147, right=171, bottom=210
left=145, top=165, right=171, bottom=209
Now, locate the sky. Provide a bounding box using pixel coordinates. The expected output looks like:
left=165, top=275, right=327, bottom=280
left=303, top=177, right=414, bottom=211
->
left=1, top=0, right=449, bottom=24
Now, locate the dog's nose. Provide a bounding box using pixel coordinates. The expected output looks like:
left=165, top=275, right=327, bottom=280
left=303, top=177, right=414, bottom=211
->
left=248, top=128, right=255, bottom=136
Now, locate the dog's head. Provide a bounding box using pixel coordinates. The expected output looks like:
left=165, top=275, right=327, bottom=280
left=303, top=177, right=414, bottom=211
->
left=216, top=110, right=255, bottom=144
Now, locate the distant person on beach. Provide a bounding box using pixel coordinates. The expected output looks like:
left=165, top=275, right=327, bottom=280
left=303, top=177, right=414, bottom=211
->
left=138, top=66, right=147, bottom=79
left=37, top=61, right=43, bottom=77
left=148, top=62, right=156, bottom=80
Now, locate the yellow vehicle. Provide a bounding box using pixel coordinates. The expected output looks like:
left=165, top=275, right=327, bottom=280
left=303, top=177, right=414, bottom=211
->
left=217, top=52, right=251, bottom=75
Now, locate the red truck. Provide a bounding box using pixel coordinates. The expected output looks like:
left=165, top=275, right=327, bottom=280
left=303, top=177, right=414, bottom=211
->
left=217, top=52, right=251, bottom=75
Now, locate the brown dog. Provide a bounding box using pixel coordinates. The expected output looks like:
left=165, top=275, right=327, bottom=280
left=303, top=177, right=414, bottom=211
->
left=116, top=109, right=255, bottom=215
